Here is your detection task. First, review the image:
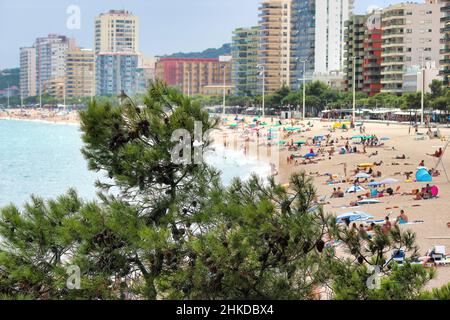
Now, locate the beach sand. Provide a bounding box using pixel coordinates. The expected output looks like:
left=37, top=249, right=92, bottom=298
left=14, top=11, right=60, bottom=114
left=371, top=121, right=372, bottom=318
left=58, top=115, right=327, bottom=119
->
left=2, top=109, right=449, bottom=289
left=218, top=116, right=450, bottom=290
left=0, top=108, right=80, bottom=124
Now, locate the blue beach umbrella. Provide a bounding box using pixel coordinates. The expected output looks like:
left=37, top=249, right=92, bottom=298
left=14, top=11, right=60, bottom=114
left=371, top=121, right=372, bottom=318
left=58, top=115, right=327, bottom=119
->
left=304, top=152, right=317, bottom=158
left=346, top=185, right=365, bottom=193
left=336, top=211, right=374, bottom=223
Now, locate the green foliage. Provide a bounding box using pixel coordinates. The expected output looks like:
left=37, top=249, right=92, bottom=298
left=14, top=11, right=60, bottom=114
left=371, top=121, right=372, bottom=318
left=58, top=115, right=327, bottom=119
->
left=420, top=283, right=450, bottom=300
left=161, top=44, right=231, bottom=59
left=0, top=68, right=20, bottom=90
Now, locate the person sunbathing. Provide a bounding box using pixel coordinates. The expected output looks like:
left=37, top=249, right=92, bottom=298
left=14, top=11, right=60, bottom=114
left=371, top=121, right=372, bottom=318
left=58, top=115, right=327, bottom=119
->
left=394, top=154, right=406, bottom=160
left=368, top=151, right=378, bottom=158
left=395, top=210, right=409, bottom=225
left=427, top=148, right=443, bottom=158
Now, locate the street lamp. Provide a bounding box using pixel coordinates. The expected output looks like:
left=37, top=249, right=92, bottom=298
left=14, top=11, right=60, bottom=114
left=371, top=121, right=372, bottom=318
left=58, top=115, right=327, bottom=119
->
left=222, top=64, right=227, bottom=116
left=420, top=50, right=425, bottom=126
left=299, top=59, right=307, bottom=121
left=257, top=64, right=265, bottom=117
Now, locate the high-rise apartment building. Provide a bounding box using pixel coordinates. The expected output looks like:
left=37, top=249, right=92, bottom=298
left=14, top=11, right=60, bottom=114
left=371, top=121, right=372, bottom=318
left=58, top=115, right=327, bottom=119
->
left=19, top=47, right=37, bottom=98
left=96, top=52, right=145, bottom=96
left=232, top=27, right=259, bottom=96
left=155, top=57, right=232, bottom=96
left=35, top=34, right=76, bottom=96
left=344, top=15, right=366, bottom=93
left=290, top=0, right=353, bottom=88
left=363, top=10, right=383, bottom=96
left=258, top=0, right=292, bottom=92
left=65, top=48, right=96, bottom=98
left=94, top=10, right=139, bottom=54
left=381, top=1, right=443, bottom=94
left=441, top=0, right=450, bottom=86
left=258, top=0, right=292, bottom=93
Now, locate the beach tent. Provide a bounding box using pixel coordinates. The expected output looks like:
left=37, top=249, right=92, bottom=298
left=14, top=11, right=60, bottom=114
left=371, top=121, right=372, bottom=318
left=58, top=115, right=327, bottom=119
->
left=416, top=168, right=432, bottom=182
left=336, top=211, right=374, bottom=223
left=346, top=185, right=365, bottom=193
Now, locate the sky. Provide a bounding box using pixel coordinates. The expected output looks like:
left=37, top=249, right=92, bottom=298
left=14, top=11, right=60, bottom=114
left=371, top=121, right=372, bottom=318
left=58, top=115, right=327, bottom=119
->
left=0, top=0, right=402, bottom=69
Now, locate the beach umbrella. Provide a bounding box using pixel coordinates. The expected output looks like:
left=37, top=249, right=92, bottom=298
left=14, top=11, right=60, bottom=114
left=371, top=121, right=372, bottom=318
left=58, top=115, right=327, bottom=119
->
left=355, top=172, right=371, bottom=179
left=346, top=185, right=365, bottom=193
left=295, top=140, right=306, bottom=145
left=351, top=135, right=364, bottom=139
left=278, top=140, right=286, bottom=145
left=367, top=181, right=381, bottom=187
left=357, top=199, right=382, bottom=205
left=304, top=153, right=317, bottom=158
left=379, top=178, right=399, bottom=185
left=336, top=211, right=374, bottom=223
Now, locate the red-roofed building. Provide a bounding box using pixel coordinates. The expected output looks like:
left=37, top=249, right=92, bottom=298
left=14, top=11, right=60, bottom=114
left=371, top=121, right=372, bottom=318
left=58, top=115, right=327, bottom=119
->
left=155, top=57, right=232, bottom=96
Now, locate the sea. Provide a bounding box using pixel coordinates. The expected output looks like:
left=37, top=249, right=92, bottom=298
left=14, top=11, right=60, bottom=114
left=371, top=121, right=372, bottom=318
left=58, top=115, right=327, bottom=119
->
left=0, top=119, right=270, bottom=208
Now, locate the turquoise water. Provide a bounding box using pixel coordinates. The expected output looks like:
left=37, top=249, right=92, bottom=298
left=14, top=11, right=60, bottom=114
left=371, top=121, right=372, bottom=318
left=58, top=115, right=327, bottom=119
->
left=0, top=119, right=98, bottom=207
left=0, top=119, right=269, bottom=207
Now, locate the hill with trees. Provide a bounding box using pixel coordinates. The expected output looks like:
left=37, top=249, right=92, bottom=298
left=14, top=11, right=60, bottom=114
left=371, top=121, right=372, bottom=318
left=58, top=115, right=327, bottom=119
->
left=161, top=43, right=231, bottom=59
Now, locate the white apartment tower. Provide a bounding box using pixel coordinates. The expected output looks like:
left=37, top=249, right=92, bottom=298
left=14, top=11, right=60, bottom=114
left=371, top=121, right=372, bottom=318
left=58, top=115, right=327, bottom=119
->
left=34, top=34, right=76, bottom=95
left=19, top=47, right=37, bottom=98
left=381, top=0, right=444, bottom=94
left=94, top=10, right=140, bottom=54
left=291, top=0, right=353, bottom=87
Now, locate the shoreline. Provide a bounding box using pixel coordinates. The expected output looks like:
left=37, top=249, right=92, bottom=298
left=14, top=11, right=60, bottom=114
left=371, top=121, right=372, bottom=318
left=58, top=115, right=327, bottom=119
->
left=0, top=108, right=80, bottom=125
left=0, top=116, right=80, bottom=126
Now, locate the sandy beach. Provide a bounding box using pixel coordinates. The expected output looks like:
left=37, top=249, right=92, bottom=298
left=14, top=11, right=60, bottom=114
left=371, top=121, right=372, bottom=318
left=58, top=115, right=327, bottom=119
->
left=218, top=115, right=450, bottom=290
left=2, top=109, right=450, bottom=289
left=0, top=108, right=80, bottom=124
